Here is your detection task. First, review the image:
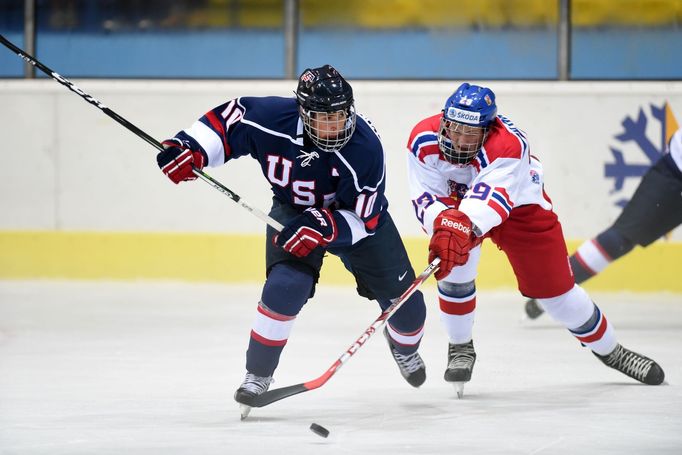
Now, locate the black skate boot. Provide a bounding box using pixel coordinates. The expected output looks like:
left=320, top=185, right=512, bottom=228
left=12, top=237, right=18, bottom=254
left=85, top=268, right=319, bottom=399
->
left=234, top=372, right=273, bottom=419
left=594, top=344, right=665, bottom=385
left=524, top=298, right=545, bottom=320
left=444, top=340, right=476, bottom=398
left=383, top=328, right=426, bottom=387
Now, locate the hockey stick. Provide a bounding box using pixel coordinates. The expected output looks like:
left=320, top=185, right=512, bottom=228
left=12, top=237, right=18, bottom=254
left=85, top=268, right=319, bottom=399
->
left=244, top=257, right=440, bottom=409
left=0, top=33, right=284, bottom=232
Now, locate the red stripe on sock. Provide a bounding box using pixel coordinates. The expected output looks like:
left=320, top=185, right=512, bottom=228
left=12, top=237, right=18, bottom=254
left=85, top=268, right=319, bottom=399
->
left=591, top=238, right=613, bottom=261
left=573, top=251, right=597, bottom=276
left=250, top=330, right=288, bottom=347
left=257, top=305, right=296, bottom=321
left=387, top=323, right=424, bottom=338
left=576, top=315, right=609, bottom=344
left=439, top=296, right=476, bottom=315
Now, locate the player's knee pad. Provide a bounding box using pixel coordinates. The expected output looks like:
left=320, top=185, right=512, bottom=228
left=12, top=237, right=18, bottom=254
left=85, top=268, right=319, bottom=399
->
left=438, top=279, right=475, bottom=298
left=386, top=290, right=426, bottom=334
left=536, top=284, right=595, bottom=329
left=261, top=262, right=315, bottom=317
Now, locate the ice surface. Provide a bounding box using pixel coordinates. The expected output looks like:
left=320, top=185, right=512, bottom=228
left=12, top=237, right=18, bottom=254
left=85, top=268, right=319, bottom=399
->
left=1, top=281, right=680, bottom=454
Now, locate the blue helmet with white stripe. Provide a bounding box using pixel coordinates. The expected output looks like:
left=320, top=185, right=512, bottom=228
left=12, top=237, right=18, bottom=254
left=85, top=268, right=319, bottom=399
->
left=438, top=83, right=497, bottom=164
left=443, top=83, right=497, bottom=127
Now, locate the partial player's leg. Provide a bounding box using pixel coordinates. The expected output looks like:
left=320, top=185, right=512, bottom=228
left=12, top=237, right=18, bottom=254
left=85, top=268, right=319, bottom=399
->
left=496, top=205, right=664, bottom=385
left=525, top=154, right=682, bottom=320
left=437, top=246, right=481, bottom=397
left=335, top=213, right=427, bottom=387
left=571, top=154, right=682, bottom=283
left=537, top=285, right=664, bottom=385
left=235, top=199, right=324, bottom=418
left=381, top=326, right=426, bottom=387
left=523, top=223, right=635, bottom=319
left=234, top=262, right=317, bottom=418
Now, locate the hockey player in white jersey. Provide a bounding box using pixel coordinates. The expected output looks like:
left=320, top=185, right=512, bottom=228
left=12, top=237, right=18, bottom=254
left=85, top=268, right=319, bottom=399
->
left=407, top=83, right=665, bottom=397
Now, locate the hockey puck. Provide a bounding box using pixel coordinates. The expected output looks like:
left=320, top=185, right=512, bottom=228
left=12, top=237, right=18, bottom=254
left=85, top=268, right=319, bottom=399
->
left=309, top=423, right=330, bottom=438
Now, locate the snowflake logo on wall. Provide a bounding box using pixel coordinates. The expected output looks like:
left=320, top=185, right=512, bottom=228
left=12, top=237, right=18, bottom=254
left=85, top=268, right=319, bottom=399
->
left=605, top=102, right=679, bottom=208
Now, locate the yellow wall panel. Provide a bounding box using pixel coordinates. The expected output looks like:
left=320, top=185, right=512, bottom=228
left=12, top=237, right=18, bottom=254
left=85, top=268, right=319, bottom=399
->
left=1, top=231, right=680, bottom=293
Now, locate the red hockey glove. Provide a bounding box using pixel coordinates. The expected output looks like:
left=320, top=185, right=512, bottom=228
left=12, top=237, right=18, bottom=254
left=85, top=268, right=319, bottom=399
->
left=428, top=209, right=476, bottom=280
left=157, top=139, right=206, bottom=184
left=274, top=207, right=338, bottom=257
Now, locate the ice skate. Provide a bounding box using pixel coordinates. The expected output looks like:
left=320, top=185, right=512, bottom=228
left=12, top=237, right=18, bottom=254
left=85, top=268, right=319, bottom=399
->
left=383, top=327, right=426, bottom=387
left=444, top=340, right=476, bottom=398
left=594, top=344, right=665, bottom=385
left=234, top=372, right=273, bottom=420
left=523, top=298, right=545, bottom=320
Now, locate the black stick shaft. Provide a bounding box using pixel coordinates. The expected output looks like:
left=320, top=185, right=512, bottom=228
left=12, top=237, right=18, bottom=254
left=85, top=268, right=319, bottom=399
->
left=0, top=33, right=284, bottom=231
left=0, top=33, right=162, bottom=151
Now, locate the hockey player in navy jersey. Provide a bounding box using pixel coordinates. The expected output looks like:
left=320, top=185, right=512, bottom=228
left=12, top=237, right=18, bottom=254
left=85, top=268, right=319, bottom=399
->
left=156, top=65, right=427, bottom=417
left=407, top=83, right=665, bottom=397
left=523, top=128, right=682, bottom=320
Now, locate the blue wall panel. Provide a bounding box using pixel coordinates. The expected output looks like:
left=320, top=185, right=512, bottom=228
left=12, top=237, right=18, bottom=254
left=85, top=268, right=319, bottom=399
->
left=2, top=28, right=680, bottom=79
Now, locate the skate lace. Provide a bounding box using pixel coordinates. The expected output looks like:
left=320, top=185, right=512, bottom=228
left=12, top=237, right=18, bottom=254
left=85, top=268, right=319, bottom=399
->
left=393, top=350, right=425, bottom=374
left=605, top=345, right=653, bottom=381
left=240, top=373, right=273, bottom=395
left=447, top=342, right=475, bottom=370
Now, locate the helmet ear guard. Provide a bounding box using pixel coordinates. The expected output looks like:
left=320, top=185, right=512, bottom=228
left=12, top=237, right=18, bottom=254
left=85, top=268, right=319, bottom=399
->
left=296, top=64, right=356, bottom=152
left=438, top=83, right=497, bottom=164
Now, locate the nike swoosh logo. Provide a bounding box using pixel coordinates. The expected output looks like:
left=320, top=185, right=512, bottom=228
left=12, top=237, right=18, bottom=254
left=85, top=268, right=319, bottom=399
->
left=398, top=271, right=408, bottom=281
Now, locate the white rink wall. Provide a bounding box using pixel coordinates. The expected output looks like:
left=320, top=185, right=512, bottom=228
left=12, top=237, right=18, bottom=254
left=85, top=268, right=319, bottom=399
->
left=1, top=79, right=681, bottom=240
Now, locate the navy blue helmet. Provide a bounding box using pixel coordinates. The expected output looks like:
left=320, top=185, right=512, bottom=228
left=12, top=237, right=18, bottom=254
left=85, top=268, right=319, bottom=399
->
left=296, top=64, right=356, bottom=152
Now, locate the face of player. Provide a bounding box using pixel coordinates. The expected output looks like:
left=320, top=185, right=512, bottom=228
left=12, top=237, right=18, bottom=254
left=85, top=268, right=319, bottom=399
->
left=438, top=119, right=487, bottom=164
left=444, top=121, right=486, bottom=153
left=300, top=106, right=356, bottom=152
left=310, top=110, right=348, bottom=139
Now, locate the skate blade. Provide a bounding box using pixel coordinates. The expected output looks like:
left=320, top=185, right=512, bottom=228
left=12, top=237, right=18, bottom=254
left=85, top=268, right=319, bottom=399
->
left=239, top=404, right=252, bottom=420
left=453, top=382, right=465, bottom=399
